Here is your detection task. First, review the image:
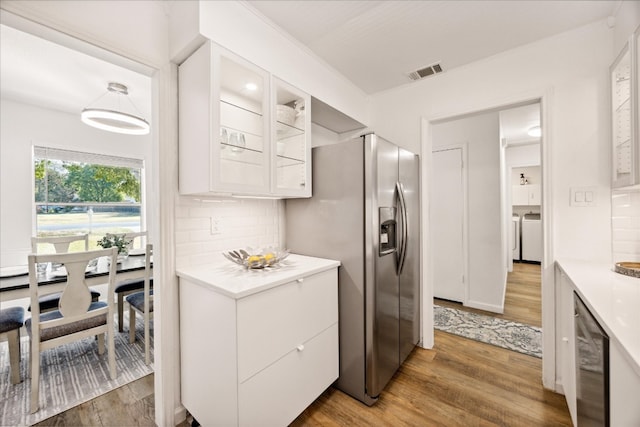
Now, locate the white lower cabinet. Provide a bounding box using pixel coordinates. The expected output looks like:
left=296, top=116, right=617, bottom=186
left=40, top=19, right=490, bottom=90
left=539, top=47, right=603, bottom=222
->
left=239, top=324, right=338, bottom=426
left=179, top=267, right=338, bottom=427
left=556, top=267, right=577, bottom=425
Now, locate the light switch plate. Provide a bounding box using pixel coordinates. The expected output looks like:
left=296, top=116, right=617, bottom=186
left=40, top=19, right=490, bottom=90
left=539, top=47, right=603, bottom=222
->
left=570, top=186, right=597, bottom=207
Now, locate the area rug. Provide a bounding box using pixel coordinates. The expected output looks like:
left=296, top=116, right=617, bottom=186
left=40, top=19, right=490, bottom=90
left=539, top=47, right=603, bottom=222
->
left=434, top=305, right=542, bottom=358
left=0, top=313, right=153, bottom=426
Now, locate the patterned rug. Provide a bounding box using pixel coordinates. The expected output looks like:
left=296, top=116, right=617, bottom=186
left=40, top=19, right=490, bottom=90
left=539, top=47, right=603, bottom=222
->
left=434, top=305, right=542, bottom=358
left=0, top=313, right=153, bottom=426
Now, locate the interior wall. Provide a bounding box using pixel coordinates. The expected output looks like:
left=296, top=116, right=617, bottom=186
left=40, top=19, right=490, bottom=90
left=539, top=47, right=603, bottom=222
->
left=0, top=99, right=153, bottom=267
left=370, top=19, right=613, bottom=263
left=432, top=111, right=504, bottom=312
left=612, top=189, right=640, bottom=263
left=506, top=144, right=541, bottom=168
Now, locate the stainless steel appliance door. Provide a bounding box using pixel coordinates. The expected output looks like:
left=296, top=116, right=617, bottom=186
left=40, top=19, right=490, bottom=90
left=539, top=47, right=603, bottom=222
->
left=575, top=292, right=609, bottom=427
left=398, top=148, right=420, bottom=363
left=365, top=134, right=400, bottom=398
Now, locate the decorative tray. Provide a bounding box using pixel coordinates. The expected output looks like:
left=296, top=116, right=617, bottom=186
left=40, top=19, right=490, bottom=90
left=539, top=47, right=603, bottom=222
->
left=223, top=247, right=290, bottom=269
left=615, top=262, right=640, bottom=279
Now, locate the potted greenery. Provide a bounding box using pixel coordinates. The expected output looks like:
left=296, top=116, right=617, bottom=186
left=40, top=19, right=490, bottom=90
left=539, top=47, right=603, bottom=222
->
left=97, top=234, right=132, bottom=262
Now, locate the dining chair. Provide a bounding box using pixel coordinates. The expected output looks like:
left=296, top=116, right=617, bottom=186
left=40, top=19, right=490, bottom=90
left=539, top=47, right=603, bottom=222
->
left=125, top=243, right=153, bottom=364
left=25, top=247, right=118, bottom=413
left=0, top=306, right=25, bottom=384
left=110, top=231, right=153, bottom=332
left=30, top=234, right=101, bottom=312
left=31, top=234, right=89, bottom=254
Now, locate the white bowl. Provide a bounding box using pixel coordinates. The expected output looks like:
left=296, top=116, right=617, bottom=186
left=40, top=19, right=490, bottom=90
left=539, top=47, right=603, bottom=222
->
left=276, top=105, right=296, bottom=126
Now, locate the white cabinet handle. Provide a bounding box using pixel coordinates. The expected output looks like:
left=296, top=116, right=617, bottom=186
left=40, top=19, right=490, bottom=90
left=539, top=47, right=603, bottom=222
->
left=296, top=278, right=304, bottom=284
left=296, top=344, right=305, bottom=352
left=562, top=337, right=569, bottom=343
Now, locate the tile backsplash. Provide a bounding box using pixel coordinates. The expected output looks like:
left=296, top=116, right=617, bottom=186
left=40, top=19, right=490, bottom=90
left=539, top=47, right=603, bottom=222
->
left=612, top=189, right=640, bottom=263
left=175, top=196, right=284, bottom=269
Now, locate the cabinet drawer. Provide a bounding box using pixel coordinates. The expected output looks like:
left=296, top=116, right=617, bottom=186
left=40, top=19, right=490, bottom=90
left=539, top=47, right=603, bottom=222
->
left=237, top=268, right=337, bottom=383
left=238, top=323, right=339, bottom=427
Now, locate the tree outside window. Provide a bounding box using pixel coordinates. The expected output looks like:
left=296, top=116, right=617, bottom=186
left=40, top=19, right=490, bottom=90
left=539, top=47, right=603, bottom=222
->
left=34, top=148, right=143, bottom=252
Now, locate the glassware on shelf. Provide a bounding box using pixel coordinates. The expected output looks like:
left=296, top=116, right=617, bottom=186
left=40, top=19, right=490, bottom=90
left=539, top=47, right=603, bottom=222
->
left=220, top=128, right=228, bottom=149
left=229, top=132, right=246, bottom=153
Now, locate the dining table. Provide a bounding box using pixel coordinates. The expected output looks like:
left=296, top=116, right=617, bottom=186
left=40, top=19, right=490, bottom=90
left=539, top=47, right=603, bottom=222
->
left=0, top=254, right=152, bottom=302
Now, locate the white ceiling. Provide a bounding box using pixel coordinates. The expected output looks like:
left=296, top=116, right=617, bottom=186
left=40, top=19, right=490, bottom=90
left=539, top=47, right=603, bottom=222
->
left=0, top=24, right=152, bottom=120
left=0, top=1, right=617, bottom=136
left=247, top=0, right=616, bottom=94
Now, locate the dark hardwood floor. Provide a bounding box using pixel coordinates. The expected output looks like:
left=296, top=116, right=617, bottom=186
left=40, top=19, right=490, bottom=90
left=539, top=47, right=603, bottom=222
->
left=36, top=263, right=567, bottom=426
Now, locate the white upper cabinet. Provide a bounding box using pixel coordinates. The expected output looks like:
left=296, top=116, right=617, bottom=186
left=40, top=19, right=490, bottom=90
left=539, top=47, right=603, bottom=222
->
left=512, top=184, right=540, bottom=206
left=272, top=77, right=311, bottom=197
left=178, top=41, right=311, bottom=198
left=611, top=29, right=639, bottom=188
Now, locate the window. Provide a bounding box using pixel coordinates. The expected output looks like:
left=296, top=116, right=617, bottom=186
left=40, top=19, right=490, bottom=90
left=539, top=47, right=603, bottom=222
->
left=33, top=147, right=144, bottom=251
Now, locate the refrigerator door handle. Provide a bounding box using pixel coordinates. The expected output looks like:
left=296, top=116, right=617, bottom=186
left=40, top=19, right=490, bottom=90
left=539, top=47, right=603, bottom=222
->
left=396, top=181, right=408, bottom=275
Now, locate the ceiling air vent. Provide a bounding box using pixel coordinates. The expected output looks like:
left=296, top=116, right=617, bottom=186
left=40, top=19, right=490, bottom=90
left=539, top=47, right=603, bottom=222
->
left=408, top=62, right=443, bottom=81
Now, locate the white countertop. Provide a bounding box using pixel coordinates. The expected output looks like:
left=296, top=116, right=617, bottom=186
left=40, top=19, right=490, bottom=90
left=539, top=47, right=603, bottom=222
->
left=556, top=258, right=640, bottom=373
left=176, top=253, right=340, bottom=299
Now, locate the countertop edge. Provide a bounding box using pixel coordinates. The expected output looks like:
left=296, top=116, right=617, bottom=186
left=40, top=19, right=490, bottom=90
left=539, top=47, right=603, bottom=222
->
left=176, top=254, right=340, bottom=299
left=555, top=258, right=640, bottom=375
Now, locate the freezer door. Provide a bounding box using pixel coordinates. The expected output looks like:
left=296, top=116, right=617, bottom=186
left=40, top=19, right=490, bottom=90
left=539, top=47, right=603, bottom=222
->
left=365, top=135, right=400, bottom=398
left=398, top=148, right=420, bottom=363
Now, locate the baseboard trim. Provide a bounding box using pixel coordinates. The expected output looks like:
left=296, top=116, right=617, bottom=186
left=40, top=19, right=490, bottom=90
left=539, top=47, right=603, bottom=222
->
left=465, top=300, right=504, bottom=314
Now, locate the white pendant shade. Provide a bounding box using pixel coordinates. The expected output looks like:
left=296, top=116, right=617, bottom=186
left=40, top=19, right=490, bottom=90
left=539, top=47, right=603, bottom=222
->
left=81, top=82, right=149, bottom=135
left=527, top=125, right=541, bottom=138
left=81, top=109, right=149, bottom=135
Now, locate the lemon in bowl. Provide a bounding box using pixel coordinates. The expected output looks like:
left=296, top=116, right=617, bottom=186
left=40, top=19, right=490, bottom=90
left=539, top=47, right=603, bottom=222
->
left=247, top=255, right=265, bottom=268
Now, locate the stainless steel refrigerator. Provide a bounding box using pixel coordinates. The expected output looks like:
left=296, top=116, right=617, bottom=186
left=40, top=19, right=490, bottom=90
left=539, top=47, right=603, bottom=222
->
left=285, top=133, right=420, bottom=405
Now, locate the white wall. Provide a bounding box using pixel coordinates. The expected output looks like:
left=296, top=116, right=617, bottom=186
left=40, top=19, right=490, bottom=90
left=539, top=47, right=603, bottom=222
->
left=432, top=111, right=505, bottom=312
left=0, top=99, right=153, bottom=266
left=506, top=144, right=540, bottom=168
left=612, top=189, right=640, bottom=263
left=371, top=19, right=614, bottom=263
left=174, top=197, right=283, bottom=269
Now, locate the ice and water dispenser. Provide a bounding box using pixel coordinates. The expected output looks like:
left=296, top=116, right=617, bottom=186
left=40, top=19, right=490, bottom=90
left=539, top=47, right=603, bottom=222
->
left=379, top=207, right=397, bottom=256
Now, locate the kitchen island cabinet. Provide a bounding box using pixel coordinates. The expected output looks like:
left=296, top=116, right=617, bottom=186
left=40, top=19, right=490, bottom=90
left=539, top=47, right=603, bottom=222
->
left=176, top=254, right=339, bottom=426
left=555, top=259, right=640, bottom=426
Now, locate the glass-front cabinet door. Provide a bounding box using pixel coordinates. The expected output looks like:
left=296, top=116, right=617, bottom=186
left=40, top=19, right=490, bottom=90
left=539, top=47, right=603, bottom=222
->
left=215, top=51, right=270, bottom=193
left=272, top=77, right=311, bottom=197
left=611, top=41, right=636, bottom=187
left=179, top=41, right=311, bottom=198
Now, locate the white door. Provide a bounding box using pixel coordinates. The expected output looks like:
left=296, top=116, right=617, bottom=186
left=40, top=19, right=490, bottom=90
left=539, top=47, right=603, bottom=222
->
left=432, top=148, right=465, bottom=302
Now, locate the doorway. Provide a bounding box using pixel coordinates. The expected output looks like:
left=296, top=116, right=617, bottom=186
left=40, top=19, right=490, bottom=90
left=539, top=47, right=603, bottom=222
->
left=0, top=13, right=157, bottom=424
left=430, top=101, right=543, bottom=329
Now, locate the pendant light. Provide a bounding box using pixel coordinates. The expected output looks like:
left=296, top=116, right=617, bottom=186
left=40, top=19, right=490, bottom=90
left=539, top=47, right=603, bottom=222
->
left=81, top=82, right=150, bottom=135
left=527, top=125, right=541, bottom=138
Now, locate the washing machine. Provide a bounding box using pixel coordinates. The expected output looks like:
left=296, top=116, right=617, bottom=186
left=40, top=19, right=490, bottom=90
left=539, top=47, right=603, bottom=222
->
left=511, top=214, right=521, bottom=261
left=521, top=213, right=542, bottom=263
